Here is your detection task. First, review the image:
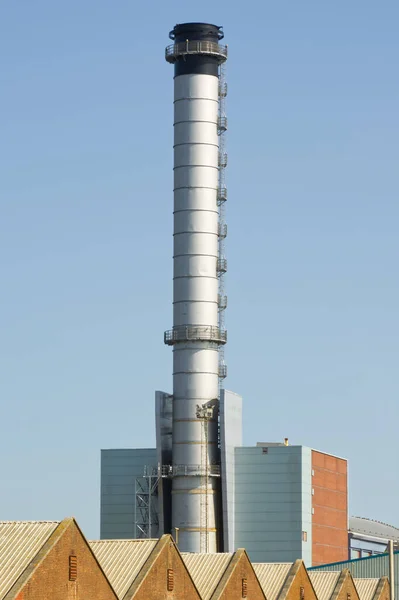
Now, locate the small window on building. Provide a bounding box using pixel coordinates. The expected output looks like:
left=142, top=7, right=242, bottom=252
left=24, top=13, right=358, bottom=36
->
left=262, top=447, right=268, bottom=454
left=69, top=555, right=77, bottom=581
left=363, top=550, right=372, bottom=557
left=242, top=578, right=248, bottom=598
left=302, top=531, right=308, bottom=542
left=351, top=549, right=361, bottom=559
left=300, top=586, right=305, bottom=600
left=167, top=568, right=174, bottom=591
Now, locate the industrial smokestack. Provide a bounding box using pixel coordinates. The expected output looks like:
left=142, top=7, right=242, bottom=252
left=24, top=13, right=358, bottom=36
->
left=164, top=23, right=228, bottom=553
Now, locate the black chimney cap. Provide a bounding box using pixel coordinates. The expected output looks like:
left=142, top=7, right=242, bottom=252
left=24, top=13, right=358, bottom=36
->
left=169, top=22, right=224, bottom=42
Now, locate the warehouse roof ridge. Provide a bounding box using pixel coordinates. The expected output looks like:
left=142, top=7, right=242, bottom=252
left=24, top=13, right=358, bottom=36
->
left=354, top=578, right=380, bottom=600
left=0, top=519, right=61, bottom=599
left=253, top=562, right=293, bottom=600
left=89, top=538, right=158, bottom=599
left=182, top=551, right=234, bottom=600
left=309, top=570, right=341, bottom=600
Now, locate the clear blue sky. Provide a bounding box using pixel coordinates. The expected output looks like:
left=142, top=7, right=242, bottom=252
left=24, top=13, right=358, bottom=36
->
left=0, top=1, right=398, bottom=540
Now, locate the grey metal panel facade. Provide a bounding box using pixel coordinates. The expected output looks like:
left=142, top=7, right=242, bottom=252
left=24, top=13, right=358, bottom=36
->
left=309, top=551, right=399, bottom=600
left=234, top=445, right=310, bottom=564
left=219, top=389, right=242, bottom=552
left=100, top=448, right=156, bottom=539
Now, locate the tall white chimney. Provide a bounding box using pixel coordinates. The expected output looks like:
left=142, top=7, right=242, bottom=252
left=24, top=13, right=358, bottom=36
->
left=165, top=23, right=228, bottom=553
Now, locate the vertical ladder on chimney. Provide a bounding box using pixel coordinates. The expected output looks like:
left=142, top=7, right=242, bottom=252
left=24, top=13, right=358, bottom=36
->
left=197, top=404, right=214, bottom=553
left=217, top=60, right=228, bottom=397
left=200, top=416, right=208, bottom=553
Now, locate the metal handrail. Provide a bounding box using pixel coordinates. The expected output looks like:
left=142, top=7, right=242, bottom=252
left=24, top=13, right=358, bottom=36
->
left=219, top=364, right=228, bottom=379
left=217, top=116, right=228, bottom=132
left=218, top=82, right=228, bottom=97
left=217, top=187, right=227, bottom=204
left=217, top=258, right=227, bottom=273
left=217, top=294, right=228, bottom=310
left=165, top=41, right=228, bottom=63
left=218, top=153, right=228, bottom=168
left=218, top=223, right=227, bottom=238
left=164, top=325, right=227, bottom=345
left=161, top=464, right=221, bottom=477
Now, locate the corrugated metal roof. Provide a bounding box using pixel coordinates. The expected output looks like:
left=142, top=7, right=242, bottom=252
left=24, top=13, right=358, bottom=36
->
left=354, top=578, right=380, bottom=600
left=350, top=517, right=399, bottom=541
left=89, top=539, right=157, bottom=599
left=253, top=563, right=292, bottom=600
left=309, top=571, right=341, bottom=600
left=0, top=520, right=59, bottom=600
left=309, top=550, right=399, bottom=600
left=182, top=552, right=233, bottom=600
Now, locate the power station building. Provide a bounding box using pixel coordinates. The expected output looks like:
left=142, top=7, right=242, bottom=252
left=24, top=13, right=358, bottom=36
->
left=100, top=22, right=348, bottom=567
left=101, top=393, right=348, bottom=566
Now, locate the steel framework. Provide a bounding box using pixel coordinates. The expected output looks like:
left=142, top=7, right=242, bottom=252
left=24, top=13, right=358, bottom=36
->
left=134, top=466, right=160, bottom=538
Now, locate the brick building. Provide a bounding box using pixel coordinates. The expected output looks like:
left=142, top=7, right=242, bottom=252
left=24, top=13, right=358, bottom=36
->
left=310, top=570, right=360, bottom=600
left=309, top=569, right=390, bottom=600
left=0, top=518, right=117, bottom=600
left=309, top=545, right=397, bottom=600
left=0, top=516, right=392, bottom=600
left=312, top=451, right=348, bottom=565
left=182, top=550, right=265, bottom=600
left=253, top=560, right=318, bottom=600
left=90, top=534, right=200, bottom=600
left=354, top=578, right=391, bottom=600
left=212, top=549, right=266, bottom=600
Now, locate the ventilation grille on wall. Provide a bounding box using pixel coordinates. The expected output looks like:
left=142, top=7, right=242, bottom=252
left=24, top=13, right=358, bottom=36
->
left=167, top=568, right=174, bottom=591
left=69, top=555, right=77, bottom=581
left=242, top=578, right=248, bottom=598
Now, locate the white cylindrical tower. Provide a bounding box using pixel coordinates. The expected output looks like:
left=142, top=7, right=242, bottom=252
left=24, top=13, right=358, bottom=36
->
left=165, top=23, right=228, bottom=553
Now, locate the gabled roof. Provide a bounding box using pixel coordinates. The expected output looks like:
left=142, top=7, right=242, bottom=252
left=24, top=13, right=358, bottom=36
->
left=252, top=563, right=292, bottom=600
left=0, top=520, right=59, bottom=600
left=309, top=571, right=341, bottom=600
left=211, top=549, right=266, bottom=600
left=354, top=578, right=380, bottom=600
left=182, top=552, right=233, bottom=600
left=89, top=539, right=158, bottom=599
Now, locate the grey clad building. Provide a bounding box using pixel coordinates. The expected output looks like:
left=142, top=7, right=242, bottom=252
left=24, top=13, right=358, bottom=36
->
left=101, top=389, right=348, bottom=566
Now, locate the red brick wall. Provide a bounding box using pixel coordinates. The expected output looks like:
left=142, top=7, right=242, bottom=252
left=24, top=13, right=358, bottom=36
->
left=311, top=450, right=348, bottom=566
left=337, top=572, right=361, bottom=600
left=376, top=578, right=391, bottom=600
left=213, top=550, right=266, bottom=600
left=12, top=521, right=117, bottom=600
left=130, top=538, right=201, bottom=600
left=285, top=562, right=318, bottom=600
